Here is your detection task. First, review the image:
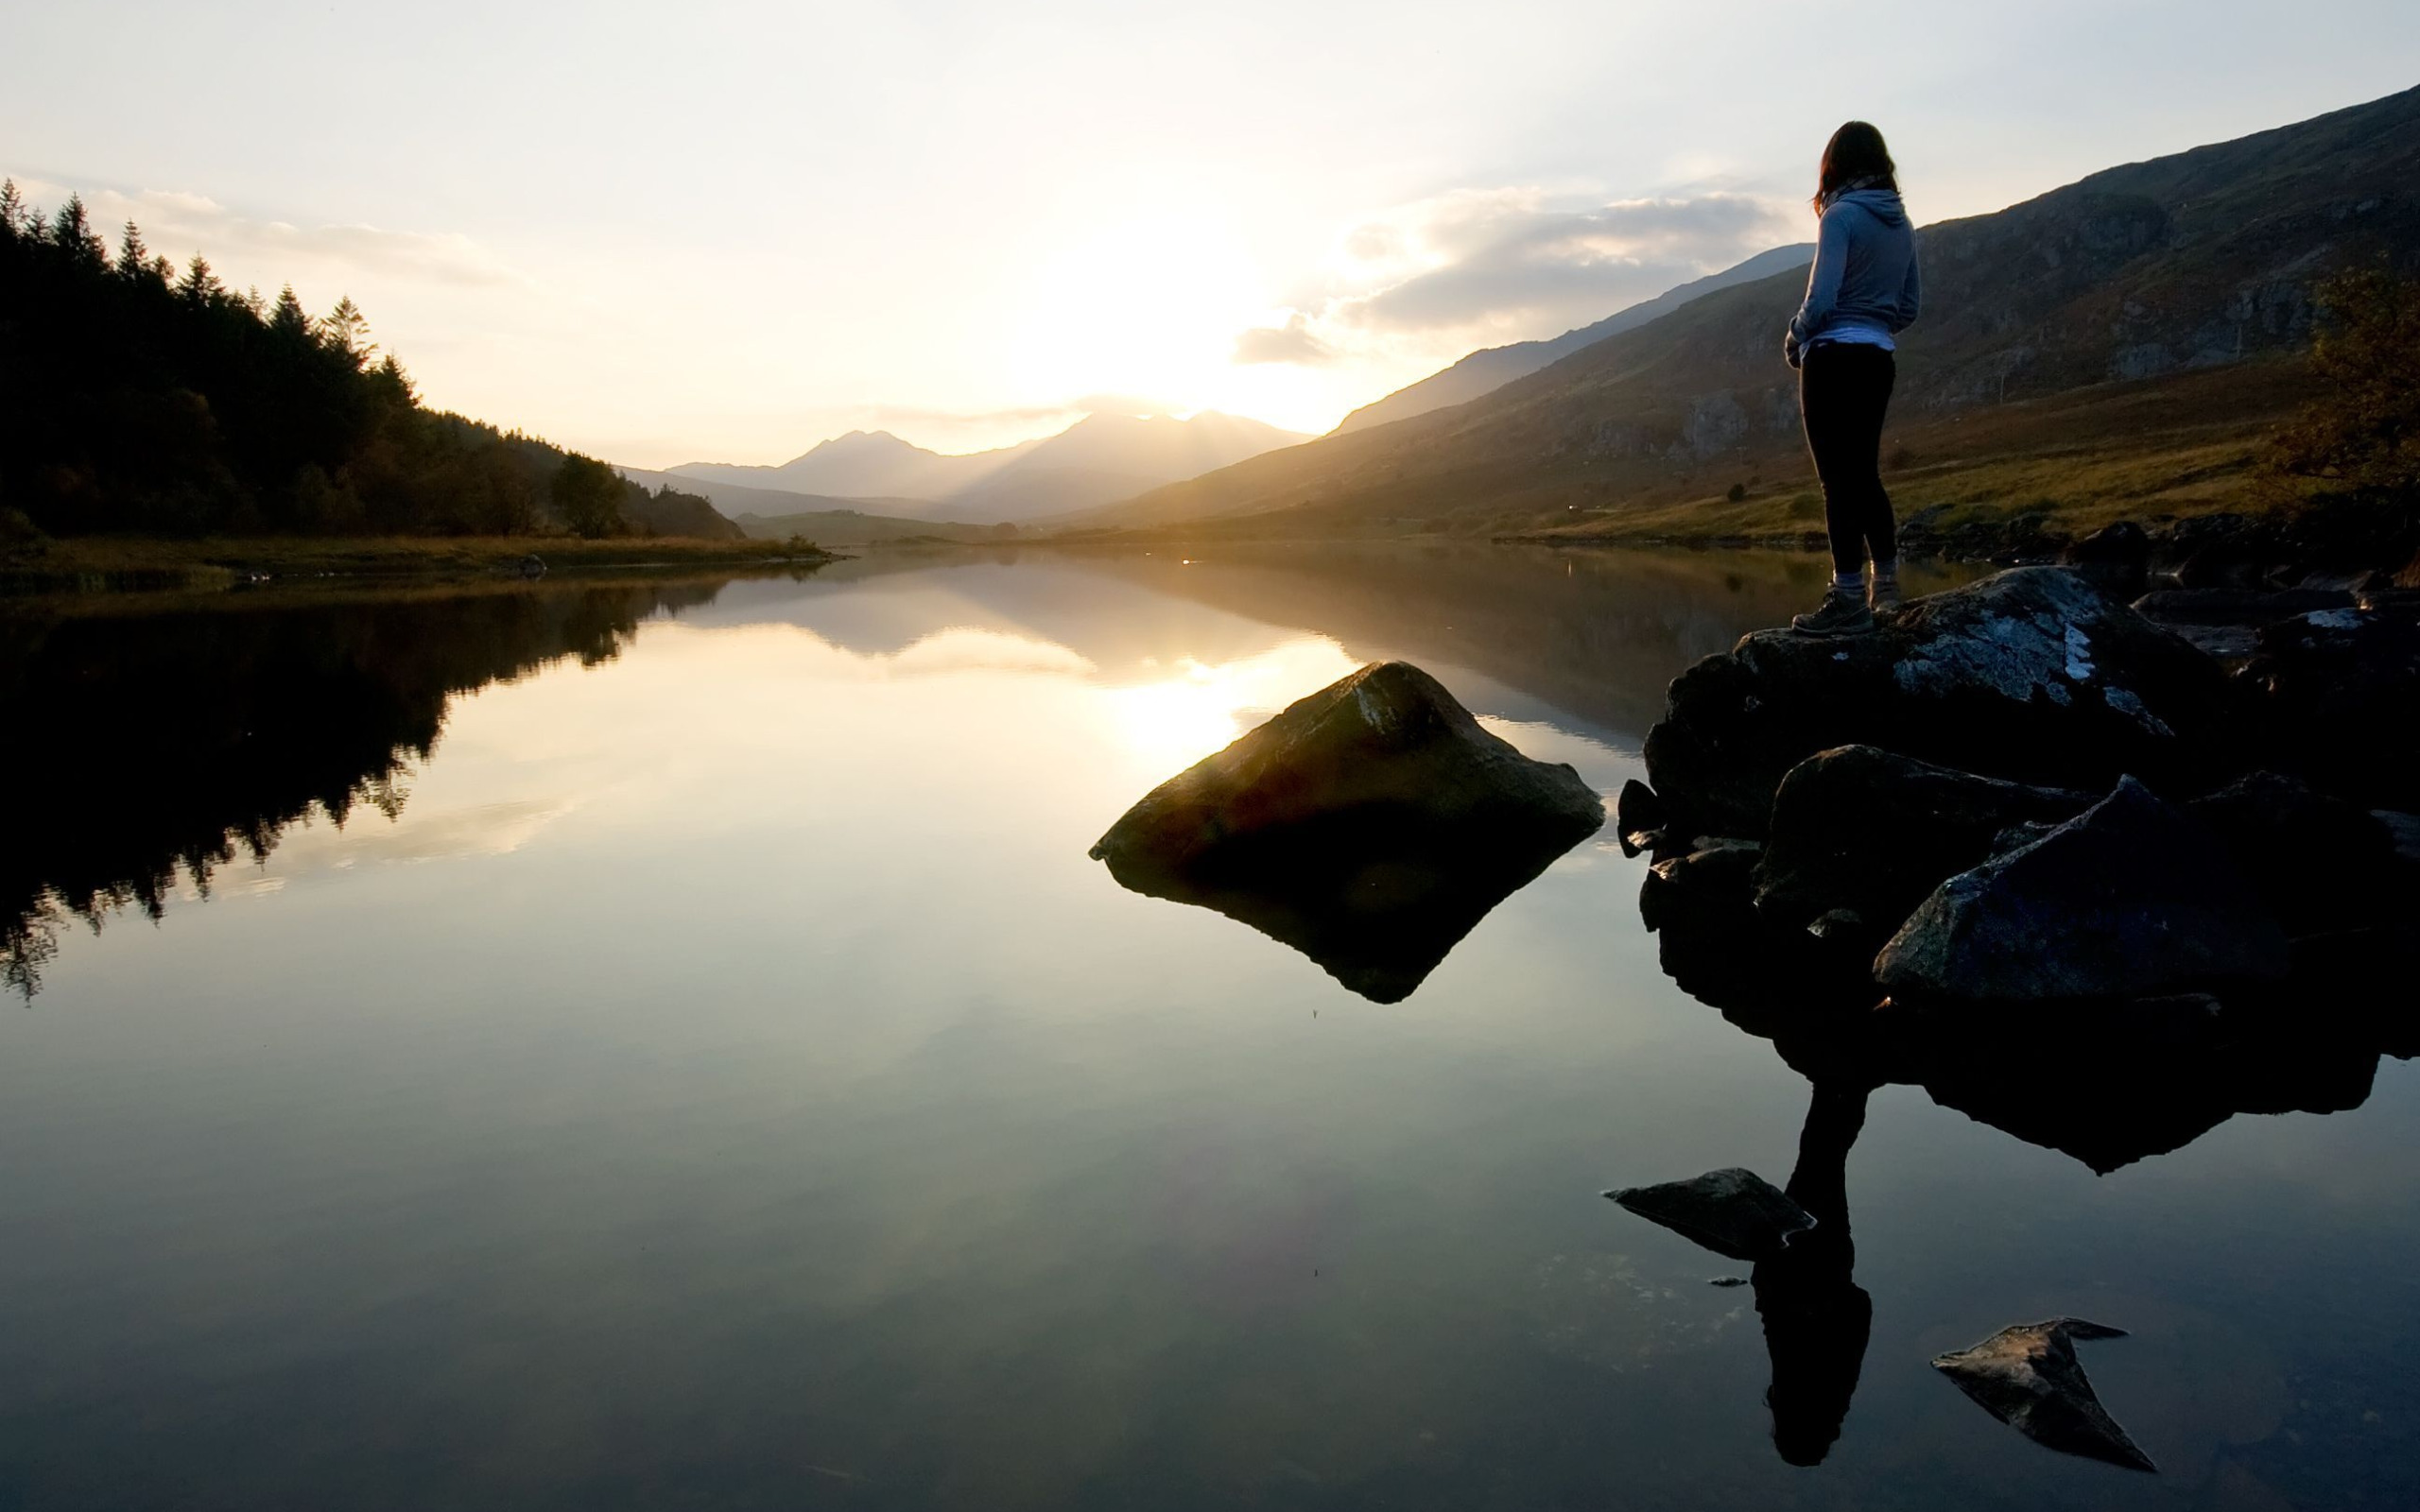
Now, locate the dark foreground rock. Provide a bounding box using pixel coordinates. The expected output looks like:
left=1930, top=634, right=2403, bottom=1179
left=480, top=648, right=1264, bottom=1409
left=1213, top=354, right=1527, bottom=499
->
left=1876, top=777, right=2289, bottom=1002
left=1754, top=747, right=2093, bottom=951
left=1603, top=1168, right=1816, bottom=1263
left=1090, top=661, right=1603, bottom=1002
left=1932, top=1319, right=2156, bottom=1472
left=2241, top=607, right=2420, bottom=809
left=2188, top=771, right=2410, bottom=936
left=1643, top=568, right=2238, bottom=839
left=2060, top=522, right=2150, bottom=598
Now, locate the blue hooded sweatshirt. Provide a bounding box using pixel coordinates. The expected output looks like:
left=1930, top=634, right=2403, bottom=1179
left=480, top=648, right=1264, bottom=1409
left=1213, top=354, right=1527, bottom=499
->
left=1786, top=187, right=1920, bottom=366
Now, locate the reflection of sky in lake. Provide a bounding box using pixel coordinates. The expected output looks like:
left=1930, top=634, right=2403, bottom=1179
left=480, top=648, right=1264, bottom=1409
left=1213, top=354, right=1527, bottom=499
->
left=3, top=548, right=2416, bottom=1512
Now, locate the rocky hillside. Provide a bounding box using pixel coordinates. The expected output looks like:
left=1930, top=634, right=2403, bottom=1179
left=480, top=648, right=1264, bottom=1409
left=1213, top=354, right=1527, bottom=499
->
left=1076, top=84, right=2420, bottom=538
left=1332, top=244, right=1813, bottom=435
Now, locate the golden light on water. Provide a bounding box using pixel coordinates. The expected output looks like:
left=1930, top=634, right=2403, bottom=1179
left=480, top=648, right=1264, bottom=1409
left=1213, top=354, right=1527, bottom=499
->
left=1102, top=637, right=1361, bottom=773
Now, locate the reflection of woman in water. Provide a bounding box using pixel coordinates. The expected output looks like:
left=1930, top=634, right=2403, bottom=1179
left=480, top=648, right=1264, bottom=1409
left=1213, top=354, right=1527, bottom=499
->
left=1786, top=121, right=1922, bottom=639
left=1753, top=1080, right=1875, bottom=1466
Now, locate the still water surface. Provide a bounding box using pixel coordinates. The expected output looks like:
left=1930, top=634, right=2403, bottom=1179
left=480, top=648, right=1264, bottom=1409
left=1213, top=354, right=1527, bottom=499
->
left=4, top=545, right=2416, bottom=1509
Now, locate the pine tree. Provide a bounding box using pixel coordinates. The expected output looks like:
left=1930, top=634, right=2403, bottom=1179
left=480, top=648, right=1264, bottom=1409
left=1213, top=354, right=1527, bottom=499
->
left=319, top=296, right=374, bottom=367
left=117, top=220, right=149, bottom=278
left=50, top=196, right=107, bottom=269
left=269, top=284, right=313, bottom=342
left=178, top=253, right=225, bottom=304
left=0, top=179, right=25, bottom=241
left=373, top=352, right=418, bottom=405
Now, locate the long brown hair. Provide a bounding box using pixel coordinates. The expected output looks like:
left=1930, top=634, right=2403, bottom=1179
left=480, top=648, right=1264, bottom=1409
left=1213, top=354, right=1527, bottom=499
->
left=1813, top=121, right=1897, bottom=212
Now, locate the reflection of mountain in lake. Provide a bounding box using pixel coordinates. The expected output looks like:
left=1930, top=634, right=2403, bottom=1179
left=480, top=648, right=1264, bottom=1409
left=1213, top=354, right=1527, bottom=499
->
left=1055, top=545, right=1980, bottom=745
left=0, top=579, right=748, bottom=998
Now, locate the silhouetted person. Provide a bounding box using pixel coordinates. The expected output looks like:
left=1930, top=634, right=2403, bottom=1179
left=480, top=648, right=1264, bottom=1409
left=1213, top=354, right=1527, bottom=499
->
left=1752, top=1079, right=1876, bottom=1466
left=1785, top=122, right=1923, bottom=638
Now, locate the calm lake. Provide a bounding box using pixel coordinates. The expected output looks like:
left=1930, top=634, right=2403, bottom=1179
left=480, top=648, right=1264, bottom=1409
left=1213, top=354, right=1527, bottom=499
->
left=4, top=544, right=2415, bottom=1511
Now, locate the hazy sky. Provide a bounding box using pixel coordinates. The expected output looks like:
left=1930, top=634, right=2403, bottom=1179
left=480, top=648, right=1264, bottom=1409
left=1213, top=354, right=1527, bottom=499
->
left=8, top=2, right=2416, bottom=464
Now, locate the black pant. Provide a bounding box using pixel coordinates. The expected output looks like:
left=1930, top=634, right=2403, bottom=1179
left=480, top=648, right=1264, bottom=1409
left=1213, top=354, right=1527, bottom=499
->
left=1799, top=344, right=1897, bottom=576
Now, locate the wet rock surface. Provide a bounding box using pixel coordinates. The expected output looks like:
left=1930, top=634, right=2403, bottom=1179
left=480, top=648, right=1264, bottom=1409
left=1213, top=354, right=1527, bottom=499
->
left=1932, top=1318, right=2157, bottom=1472
left=1602, top=1168, right=1816, bottom=1263
left=1754, top=747, right=2093, bottom=951
left=1091, top=660, right=1604, bottom=1002
left=1876, top=777, right=2290, bottom=1003
left=1643, top=567, right=2237, bottom=839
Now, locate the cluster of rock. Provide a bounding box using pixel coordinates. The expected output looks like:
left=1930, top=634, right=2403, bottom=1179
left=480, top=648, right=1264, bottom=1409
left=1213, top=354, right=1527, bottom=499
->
left=1899, top=498, right=2420, bottom=595
left=1627, top=566, right=2419, bottom=1035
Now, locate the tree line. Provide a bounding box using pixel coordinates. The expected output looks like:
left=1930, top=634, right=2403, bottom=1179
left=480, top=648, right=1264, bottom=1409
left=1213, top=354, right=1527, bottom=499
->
left=0, top=181, right=706, bottom=540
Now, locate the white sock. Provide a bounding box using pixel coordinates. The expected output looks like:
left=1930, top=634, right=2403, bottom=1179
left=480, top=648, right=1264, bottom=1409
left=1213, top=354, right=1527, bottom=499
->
left=1872, top=558, right=1898, bottom=583
left=1834, top=569, right=1866, bottom=593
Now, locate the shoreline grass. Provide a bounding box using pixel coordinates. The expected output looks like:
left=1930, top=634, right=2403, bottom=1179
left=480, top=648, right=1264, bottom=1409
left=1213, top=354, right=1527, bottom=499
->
left=0, top=533, right=841, bottom=595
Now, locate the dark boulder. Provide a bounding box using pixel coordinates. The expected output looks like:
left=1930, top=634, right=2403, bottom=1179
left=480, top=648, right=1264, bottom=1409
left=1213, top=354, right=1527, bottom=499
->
left=1615, top=778, right=1667, bottom=857
left=1089, top=662, right=1604, bottom=1002
left=2240, top=607, right=2420, bottom=808
left=1603, top=1168, right=1815, bottom=1263
left=1643, top=568, right=2238, bottom=839
left=1931, top=1319, right=2155, bottom=1472
left=1754, top=747, right=2093, bottom=951
left=1638, top=840, right=1760, bottom=936
left=1875, top=777, right=2289, bottom=1002
left=2188, top=771, right=2406, bottom=936
left=2061, top=521, right=2150, bottom=598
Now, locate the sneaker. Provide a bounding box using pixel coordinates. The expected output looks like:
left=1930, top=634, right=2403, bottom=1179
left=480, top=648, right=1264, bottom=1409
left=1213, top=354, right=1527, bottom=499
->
left=1791, top=590, right=1876, bottom=637
left=1869, top=576, right=1903, bottom=612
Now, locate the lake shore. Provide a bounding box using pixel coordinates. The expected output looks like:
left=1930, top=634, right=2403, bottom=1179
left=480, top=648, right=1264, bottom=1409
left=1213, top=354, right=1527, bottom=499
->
left=0, top=533, right=844, bottom=594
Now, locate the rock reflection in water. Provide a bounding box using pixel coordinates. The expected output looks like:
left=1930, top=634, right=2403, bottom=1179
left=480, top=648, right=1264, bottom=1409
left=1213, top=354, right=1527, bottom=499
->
left=1098, top=809, right=1598, bottom=1003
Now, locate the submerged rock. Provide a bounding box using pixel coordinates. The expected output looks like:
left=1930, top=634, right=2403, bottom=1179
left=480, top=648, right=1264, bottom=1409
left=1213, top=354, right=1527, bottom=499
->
left=1932, top=1318, right=2156, bottom=1472
left=1754, top=746, right=2092, bottom=951
left=1602, top=1167, right=1816, bottom=1263
left=1876, top=777, right=2289, bottom=1002
left=1643, top=567, right=2238, bottom=838
left=1089, top=662, right=1603, bottom=1002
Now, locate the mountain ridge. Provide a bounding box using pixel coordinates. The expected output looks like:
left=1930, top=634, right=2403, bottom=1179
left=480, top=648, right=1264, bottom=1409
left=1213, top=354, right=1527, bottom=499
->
left=1332, top=242, right=1816, bottom=435
left=664, top=410, right=1309, bottom=524
left=1064, top=82, right=2420, bottom=539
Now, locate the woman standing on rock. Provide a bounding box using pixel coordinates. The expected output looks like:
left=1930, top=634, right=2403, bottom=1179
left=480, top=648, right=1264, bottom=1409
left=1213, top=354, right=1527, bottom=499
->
left=1787, top=121, right=1922, bottom=637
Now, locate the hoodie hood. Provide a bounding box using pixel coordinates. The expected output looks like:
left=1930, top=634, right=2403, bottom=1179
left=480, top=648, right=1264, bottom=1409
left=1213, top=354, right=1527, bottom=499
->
left=1828, top=188, right=1908, bottom=229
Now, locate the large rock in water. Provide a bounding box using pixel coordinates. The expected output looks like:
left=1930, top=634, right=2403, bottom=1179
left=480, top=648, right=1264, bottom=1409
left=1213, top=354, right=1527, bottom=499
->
left=1876, top=777, right=2290, bottom=1002
left=1643, top=568, right=2238, bottom=838
left=1602, top=1168, right=1816, bottom=1263
left=1931, top=1318, right=2155, bottom=1472
left=1089, top=662, right=1604, bottom=1002
left=1754, top=747, right=2094, bottom=951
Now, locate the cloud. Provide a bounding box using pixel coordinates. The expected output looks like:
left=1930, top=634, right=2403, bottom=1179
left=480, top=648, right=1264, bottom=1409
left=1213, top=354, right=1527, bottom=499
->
left=1231, top=313, right=1336, bottom=367
left=1328, top=189, right=1788, bottom=334
left=7, top=176, right=521, bottom=289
